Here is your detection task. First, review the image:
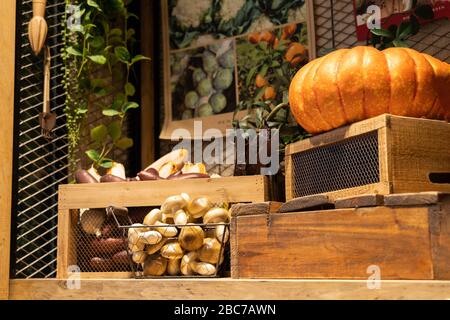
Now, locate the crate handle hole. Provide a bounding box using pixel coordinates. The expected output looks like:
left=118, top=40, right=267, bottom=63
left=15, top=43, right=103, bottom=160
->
left=429, top=172, right=450, bottom=184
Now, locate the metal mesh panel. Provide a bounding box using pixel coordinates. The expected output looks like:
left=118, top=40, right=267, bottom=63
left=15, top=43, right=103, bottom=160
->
left=314, top=0, right=450, bottom=63
left=13, top=0, right=67, bottom=279
left=291, top=131, right=380, bottom=197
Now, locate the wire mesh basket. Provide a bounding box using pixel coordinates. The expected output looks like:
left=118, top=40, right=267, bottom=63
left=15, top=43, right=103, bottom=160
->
left=73, top=207, right=148, bottom=273
left=108, top=205, right=230, bottom=278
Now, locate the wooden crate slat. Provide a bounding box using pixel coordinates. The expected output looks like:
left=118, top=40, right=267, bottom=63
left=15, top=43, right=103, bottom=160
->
left=231, top=198, right=450, bottom=279
left=285, top=114, right=450, bottom=201
left=9, top=278, right=450, bottom=300
left=59, top=176, right=269, bottom=209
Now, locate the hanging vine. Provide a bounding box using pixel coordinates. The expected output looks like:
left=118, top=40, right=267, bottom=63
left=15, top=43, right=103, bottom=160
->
left=62, top=0, right=149, bottom=177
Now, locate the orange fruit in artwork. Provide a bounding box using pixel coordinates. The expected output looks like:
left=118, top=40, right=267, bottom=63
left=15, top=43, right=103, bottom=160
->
left=285, top=42, right=307, bottom=66
left=255, top=74, right=268, bottom=88
left=259, top=30, right=275, bottom=44
left=248, top=32, right=260, bottom=44
left=282, top=24, right=297, bottom=39
left=263, top=86, right=276, bottom=100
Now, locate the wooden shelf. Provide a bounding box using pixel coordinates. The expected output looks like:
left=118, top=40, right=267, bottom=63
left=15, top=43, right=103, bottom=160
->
left=9, top=278, right=450, bottom=300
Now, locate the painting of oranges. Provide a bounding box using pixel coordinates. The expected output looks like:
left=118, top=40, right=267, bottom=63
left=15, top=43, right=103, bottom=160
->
left=236, top=22, right=309, bottom=106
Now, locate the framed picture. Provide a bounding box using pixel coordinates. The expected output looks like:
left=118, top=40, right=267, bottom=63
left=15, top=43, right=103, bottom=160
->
left=353, top=0, right=450, bottom=41
left=159, top=0, right=316, bottom=139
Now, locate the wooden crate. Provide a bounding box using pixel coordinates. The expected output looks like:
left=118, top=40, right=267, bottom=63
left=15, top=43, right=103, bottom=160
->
left=57, top=175, right=269, bottom=279
left=230, top=193, right=450, bottom=280
left=285, top=114, right=450, bottom=201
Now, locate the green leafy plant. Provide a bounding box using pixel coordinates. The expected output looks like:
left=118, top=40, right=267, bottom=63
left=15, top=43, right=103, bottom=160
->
left=233, top=99, right=309, bottom=154
left=369, top=3, right=434, bottom=49
left=63, top=0, right=150, bottom=173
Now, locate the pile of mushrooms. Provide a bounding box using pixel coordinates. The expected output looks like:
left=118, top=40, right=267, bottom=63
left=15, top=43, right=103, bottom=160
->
left=75, top=149, right=222, bottom=184
left=128, top=193, right=230, bottom=276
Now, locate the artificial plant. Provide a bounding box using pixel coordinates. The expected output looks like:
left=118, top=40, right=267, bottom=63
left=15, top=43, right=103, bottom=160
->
left=62, top=0, right=149, bottom=176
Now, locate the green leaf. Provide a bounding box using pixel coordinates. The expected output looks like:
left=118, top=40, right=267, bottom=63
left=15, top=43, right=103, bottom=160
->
left=76, top=108, right=88, bottom=114
left=131, top=55, right=151, bottom=65
left=115, top=137, right=133, bottom=150
left=393, top=39, right=408, bottom=47
left=125, top=82, right=135, bottom=96
left=87, top=0, right=102, bottom=11
left=396, top=21, right=410, bottom=39
left=90, top=124, right=108, bottom=143
left=108, top=120, right=121, bottom=141
left=85, top=149, right=100, bottom=162
left=114, top=46, right=130, bottom=63
left=103, top=109, right=121, bottom=116
left=370, top=28, right=394, bottom=38
left=66, top=46, right=82, bottom=56
left=88, top=55, right=107, bottom=65
left=127, top=28, right=136, bottom=40
left=90, top=36, right=105, bottom=49
left=122, top=101, right=139, bottom=112
left=109, top=28, right=123, bottom=37
left=99, top=159, right=113, bottom=169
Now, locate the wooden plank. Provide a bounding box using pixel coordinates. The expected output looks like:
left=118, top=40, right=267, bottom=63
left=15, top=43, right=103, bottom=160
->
left=9, top=278, right=450, bottom=300
left=378, top=126, right=391, bottom=186
left=430, top=196, right=450, bottom=279
left=284, top=150, right=293, bottom=200
left=389, top=116, right=450, bottom=194
left=384, top=192, right=446, bottom=207
left=335, top=194, right=384, bottom=209
left=230, top=213, right=239, bottom=279
left=279, top=194, right=333, bottom=213
left=285, top=114, right=389, bottom=155
left=233, top=206, right=435, bottom=279
left=57, top=209, right=75, bottom=279
left=230, top=202, right=282, bottom=217
left=58, top=176, right=268, bottom=209
left=140, top=0, right=155, bottom=167
left=0, top=0, right=16, bottom=300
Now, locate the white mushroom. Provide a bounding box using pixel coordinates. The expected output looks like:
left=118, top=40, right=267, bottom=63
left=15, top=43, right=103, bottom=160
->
left=146, top=238, right=167, bottom=255
left=143, top=208, right=162, bottom=226
left=192, top=261, right=216, bottom=276
left=180, top=251, right=198, bottom=276
left=167, top=259, right=181, bottom=276
left=132, top=251, right=147, bottom=264
left=143, top=255, right=167, bottom=276
left=154, top=221, right=178, bottom=237
left=138, top=230, right=162, bottom=245
left=215, top=225, right=229, bottom=243
left=160, top=241, right=184, bottom=260
left=179, top=224, right=204, bottom=251
left=173, top=209, right=189, bottom=225
left=203, top=207, right=229, bottom=224
left=198, top=237, right=223, bottom=264
left=187, top=197, right=212, bottom=218
left=161, top=194, right=189, bottom=216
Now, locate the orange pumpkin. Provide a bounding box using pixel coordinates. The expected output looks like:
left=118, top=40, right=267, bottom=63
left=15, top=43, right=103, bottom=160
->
left=289, top=46, right=450, bottom=134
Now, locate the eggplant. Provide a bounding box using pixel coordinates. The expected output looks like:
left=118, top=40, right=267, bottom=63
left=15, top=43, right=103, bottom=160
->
left=100, top=174, right=126, bottom=183
left=138, top=168, right=164, bottom=181
left=112, top=250, right=129, bottom=265
left=90, top=237, right=126, bottom=255
left=90, top=257, right=114, bottom=271
left=75, top=169, right=98, bottom=184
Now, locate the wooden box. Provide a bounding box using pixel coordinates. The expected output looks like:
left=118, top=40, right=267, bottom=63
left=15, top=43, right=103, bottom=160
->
left=230, top=193, right=450, bottom=280
left=57, top=175, right=269, bottom=279
left=285, top=114, right=450, bottom=201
